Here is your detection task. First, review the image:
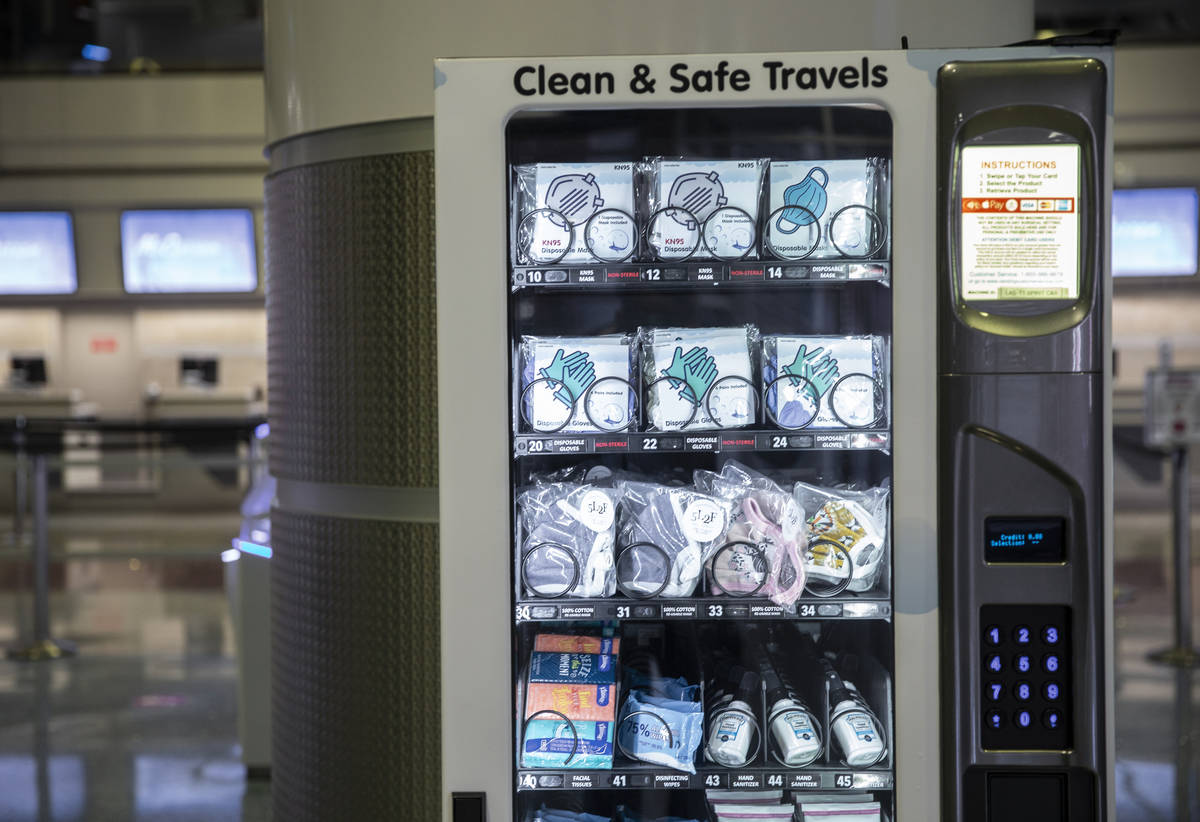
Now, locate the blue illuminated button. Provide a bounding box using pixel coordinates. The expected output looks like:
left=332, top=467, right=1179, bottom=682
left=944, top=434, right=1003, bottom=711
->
left=1044, top=682, right=1061, bottom=701
left=1014, top=681, right=1032, bottom=702
left=1013, top=626, right=1032, bottom=645
left=1015, top=655, right=1032, bottom=673
left=1042, top=626, right=1060, bottom=645
left=1015, top=710, right=1033, bottom=729
left=987, top=681, right=1005, bottom=702
left=985, top=625, right=1003, bottom=646
left=986, top=710, right=1005, bottom=730
left=1043, top=710, right=1062, bottom=730
left=1043, top=654, right=1060, bottom=673
left=987, top=654, right=1004, bottom=673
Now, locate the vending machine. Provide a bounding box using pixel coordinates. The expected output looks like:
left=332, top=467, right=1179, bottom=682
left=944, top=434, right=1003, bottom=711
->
left=435, top=45, right=1112, bottom=822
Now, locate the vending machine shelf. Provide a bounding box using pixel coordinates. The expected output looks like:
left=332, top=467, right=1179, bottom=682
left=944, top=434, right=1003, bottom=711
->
left=514, top=597, right=892, bottom=624
left=512, top=261, right=890, bottom=289
left=514, top=429, right=890, bottom=457
left=517, top=766, right=894, bottom=792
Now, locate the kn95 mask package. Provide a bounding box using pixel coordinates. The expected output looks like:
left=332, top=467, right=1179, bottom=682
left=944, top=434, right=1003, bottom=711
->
left=512, top=162, right=637, bottom=265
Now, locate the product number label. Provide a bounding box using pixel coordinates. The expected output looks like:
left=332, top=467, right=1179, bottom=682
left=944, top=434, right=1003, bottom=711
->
left=616, top=606, right=631, bottom=619
left=799, top=604, right=817, bottom=617
left=645, top=268, right=661, bottom=281
left=610, top=774, right=626, bottom=787
left=707, top=605, right=724, bottom=617
left=835, top=773, right=854, bottom=789
left=767, top=266, right=783, bottom=279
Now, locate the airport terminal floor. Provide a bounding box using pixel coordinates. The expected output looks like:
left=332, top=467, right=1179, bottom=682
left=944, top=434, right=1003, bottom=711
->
left=0, top=513, right=1196, bottom=820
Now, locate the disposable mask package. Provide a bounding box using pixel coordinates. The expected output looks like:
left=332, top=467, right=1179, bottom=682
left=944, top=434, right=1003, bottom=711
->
left=792, top=480, right=890, bottom=594
left=519, top=335, right=637, bottom=434
left=762, top=335, right=889, bottom=430
left=617, top=688, right=704, bottom=773
left=766, top=158, right=890, bottom=261
left=693, top=461, right=806, bottom=610
left=641, top=326, right=758, bottom=431
left=512, top=162, right=637, bottom=265
left=517, top=482, right=619, bottom=598
left=616, top=481, right=733, bottom=598
left=643, top=158, right=767, bottom=261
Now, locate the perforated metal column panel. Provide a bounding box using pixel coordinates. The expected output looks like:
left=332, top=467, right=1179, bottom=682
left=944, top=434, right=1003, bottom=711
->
left=265, top=142, right=439, bottom=820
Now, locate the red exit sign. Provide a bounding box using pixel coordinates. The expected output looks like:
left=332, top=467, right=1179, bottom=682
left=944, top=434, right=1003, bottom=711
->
left=89, top=336, right=118, bottom=353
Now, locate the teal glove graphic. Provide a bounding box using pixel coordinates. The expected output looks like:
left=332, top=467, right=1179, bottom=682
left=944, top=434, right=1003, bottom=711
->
left=663, top=345, right=718, bottom=406
left=540, top=349, right=595, bottom=409
left=782, top=344, right=839, bottom=396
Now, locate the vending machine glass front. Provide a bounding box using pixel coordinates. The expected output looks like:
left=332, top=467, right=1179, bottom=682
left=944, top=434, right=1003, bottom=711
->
left=506, top=105, right=897, bottom=822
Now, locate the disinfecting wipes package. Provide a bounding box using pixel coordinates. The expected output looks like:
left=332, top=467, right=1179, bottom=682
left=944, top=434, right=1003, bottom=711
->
left=762, top=335, right=888, bottom=429
left=766, top=158, right=890, bottom=261
left=519, top=335, right=636, bottom=434
left=641, top=326, right=758, bottom=431
left=513, top=162, right=636, bottom=265
left=644, top=159, right=766, bottom=261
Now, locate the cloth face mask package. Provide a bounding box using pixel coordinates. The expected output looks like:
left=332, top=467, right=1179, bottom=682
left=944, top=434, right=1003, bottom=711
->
left=616, top=481, right=732, bottom=598
left=762, top=335, right=889, bottom=430
left=765, top=158, right=890, bottom=261
left=641, top=326, right=758, bottom=431
left=519, top=335, right=637, bottom=434
left=793, top=480, right=890, bottom=594
left=518, top=482, right=619, bottom=598
left=643, top=158, right=767, bottom=261
left=693, top=461, right=806, bottom=610
left=513, top=162, right=637, bottom=265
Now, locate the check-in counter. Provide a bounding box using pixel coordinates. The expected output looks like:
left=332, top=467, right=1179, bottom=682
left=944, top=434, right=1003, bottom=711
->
left=143, top=385, right=265, bottom=420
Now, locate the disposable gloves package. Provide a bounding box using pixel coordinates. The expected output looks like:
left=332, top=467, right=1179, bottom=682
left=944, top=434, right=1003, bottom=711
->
left=641, top=326, right=758, bottom=432
left=519, top=335, right=637, bottom=434
left=762, top=336, right=888, bottom=430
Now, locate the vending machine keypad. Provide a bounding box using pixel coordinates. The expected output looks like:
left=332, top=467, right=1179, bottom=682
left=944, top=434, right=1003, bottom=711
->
left=979, top=605, right=1071, bottom=751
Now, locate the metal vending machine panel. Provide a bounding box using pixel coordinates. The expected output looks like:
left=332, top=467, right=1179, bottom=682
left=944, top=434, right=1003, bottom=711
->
left=936, top=58, right=1113, bottom=822
left=434, top=46, right=1112, bottom=822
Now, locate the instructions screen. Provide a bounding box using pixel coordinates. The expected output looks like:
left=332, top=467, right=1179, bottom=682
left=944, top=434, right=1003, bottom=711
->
left=960, top=144, right=1081, bottom=300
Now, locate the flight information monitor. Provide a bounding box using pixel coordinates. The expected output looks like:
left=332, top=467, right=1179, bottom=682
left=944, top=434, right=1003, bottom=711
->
left=1112, top=187, right=1198, bottom=278
left=121, top=209, right=258, bottom=293
left=0, top=211, right=78, bottom=295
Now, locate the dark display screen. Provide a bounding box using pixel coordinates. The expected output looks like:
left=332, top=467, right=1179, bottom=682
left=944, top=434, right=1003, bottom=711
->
left=985, top=517, right=1066, bottom=563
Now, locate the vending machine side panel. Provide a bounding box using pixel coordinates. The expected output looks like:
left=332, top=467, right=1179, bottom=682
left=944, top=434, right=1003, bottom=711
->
left=936, top=54, right=1112, bottom=822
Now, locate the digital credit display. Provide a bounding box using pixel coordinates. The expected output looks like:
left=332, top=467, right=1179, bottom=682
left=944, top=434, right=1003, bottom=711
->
left=985, top=517, right=1066, bottom=564
left=121, top=209, right=257, bottom=293
left=960, top=144, right=1081, bottom=301
left=0, top=211, right=78, bottom=295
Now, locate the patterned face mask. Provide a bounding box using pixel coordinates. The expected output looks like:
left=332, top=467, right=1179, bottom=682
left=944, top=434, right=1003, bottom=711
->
left=776, top=166, right=829, bottom=233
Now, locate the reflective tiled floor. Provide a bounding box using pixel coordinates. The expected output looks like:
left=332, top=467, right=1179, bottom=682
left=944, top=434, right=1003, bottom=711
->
left=0, top=574, right=271, bottom=821
left=0, top=547, right=1196, bottom=820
